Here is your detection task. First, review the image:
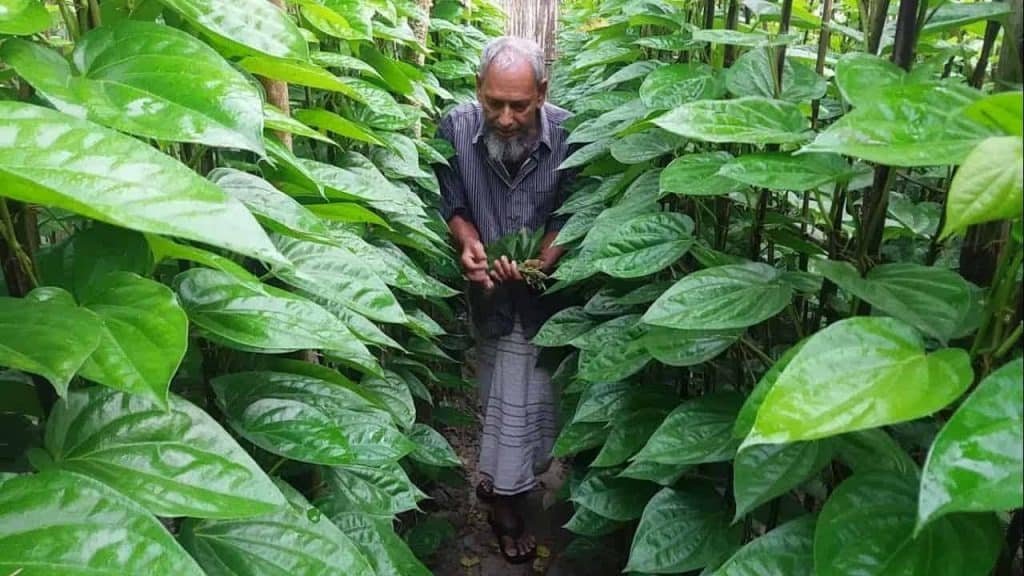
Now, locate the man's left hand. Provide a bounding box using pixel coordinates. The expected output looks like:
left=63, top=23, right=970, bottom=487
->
left=491, top=255, right=523, bottom=283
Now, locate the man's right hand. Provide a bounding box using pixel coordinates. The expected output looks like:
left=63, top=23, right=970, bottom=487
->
left=461, top=240, right=494, bottom=290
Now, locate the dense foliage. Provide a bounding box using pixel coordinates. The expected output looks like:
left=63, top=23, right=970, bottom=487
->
left=0, top=0, right=505, bottom=573
left=539, top=0, right=1023, bottom=574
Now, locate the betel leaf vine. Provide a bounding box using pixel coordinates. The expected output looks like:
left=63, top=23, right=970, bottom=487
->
left=540, top=0, right=1022, bottom=573
left=0, top=0, right=505, bottom=573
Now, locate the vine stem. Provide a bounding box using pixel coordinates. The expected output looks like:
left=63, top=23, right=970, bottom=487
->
left=970, top=236, right=1023, bottom=359
left=0, top=199, right=38, bottom=289
left=994, top=323, right=1023, bottom=359
left=740, top=337, right=775, bottom=366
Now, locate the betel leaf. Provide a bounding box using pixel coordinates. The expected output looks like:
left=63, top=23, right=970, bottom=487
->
left=718, top=152, right=857, bottom=192
left=553, top=421, right=610, bottom=457
left=0, top=102, right=287, bottom=267
left=941, top=136, right=1023, bottom=238
left=918, top=358, right=1023, bottom=528
left=964, top=92, right=1022, bottom=137
left=324, top=513, right=432, bottom=576
left=726, top=48, right=826, bottom=103
left=592, top=406, right=671, bottom=467
left=209, top=168, right=332, bottom=243
left=1, top=23, right=264, bottom=154
left=175, top=268, right=371, bottom=356
left=37, top=223, right=153, bottom=300
left=921, top=1, right=1012, bottom=34
left=571, top=474, right=660, bottom=522
left=643, top=263, right=794, bottom=330
left=834, top=428, right=918, bottom=475
left=610, top=128, right=688, bottom=164
left=639, top=63, right=725, bottom=110
left=360, top=370, right=417, bottom=431
left=643, top=327, right=741, bottom=367
left=407, top=423, right=461, bottom=467
left=45, top=387, right=287, bottom=518
left=0, top=470, right=205, bottom=576
left=533, top=306, right=597, bottom=347
left=0, top=291, right=102, bottom=396
left=690, top=28, right=796, bottom=46
left=732, top=440, right=833, bottom=520
left=324, top=461, right=426, bottom=517
left=572, top=381, right=633, bottom=424
left=180, top=480, right=373, bottom=576
left=155, top=0, right=308, bottom=60
left=660, top=152, right=747, bottom=197
left=815, top=470, right=1002, bottom=576
left=625, top=484, right=740, bottom=573
left=264, top=103, right=337, bottom=145
left=564, top=505, right=626, bottom=537
left=77, top=272, right=187, bottom=407
left=591, top=212, right=694, bottom=278
left=744, top=317, right=973, bottom=446
left=239, top=58, right=366, bottom=103
left=833, top=53, right=907, bottom=108
left=212, top=371, right=414, bottom=466
left=293, top=108, right=384, bottom=146
left=0, top=0, right=50, bottom=35
left=633, top=392, right=744, bottom=466
left=712, top=514, right=816, bottom=576
left=654, top=97, right=811, bottom=145
left=813, top=260, right=974, bottom=342
left=733, top=339, right=807, bottom=438
left=576, top=317, right=653, bottom=382
left=272, top=235, right=406, bottom=324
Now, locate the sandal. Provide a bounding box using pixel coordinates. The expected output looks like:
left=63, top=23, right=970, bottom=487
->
left=476, top=478, right=496, bottom=502
left=487, top=508, right=537, bottom=565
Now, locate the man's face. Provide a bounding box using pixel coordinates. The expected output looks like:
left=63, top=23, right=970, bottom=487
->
left=477, top=58, right=547, bottom=142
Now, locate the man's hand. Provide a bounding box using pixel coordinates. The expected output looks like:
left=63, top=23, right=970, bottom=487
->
left=491, top=255, right=524, bottom=283
left=461, top=239, right=494, bottom=290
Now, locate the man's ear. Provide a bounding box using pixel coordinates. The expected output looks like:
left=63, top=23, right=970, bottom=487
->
left=536, top=79, right=549, bottom=106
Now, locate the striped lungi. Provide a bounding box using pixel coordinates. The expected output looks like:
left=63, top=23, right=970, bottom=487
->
left=476, top=324, right=558, bottom=496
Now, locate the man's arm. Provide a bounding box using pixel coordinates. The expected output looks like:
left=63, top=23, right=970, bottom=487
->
left=449, top=214, right=493, bottom=290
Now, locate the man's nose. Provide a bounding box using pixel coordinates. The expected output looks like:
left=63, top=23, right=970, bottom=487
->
left=498, top=106, right=515, bottom=128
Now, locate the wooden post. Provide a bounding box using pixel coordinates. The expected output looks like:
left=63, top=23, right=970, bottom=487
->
left=262, top=0, right=293, bottom=150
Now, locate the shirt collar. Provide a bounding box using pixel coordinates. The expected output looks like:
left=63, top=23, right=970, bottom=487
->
left=472, top=103, right=552, bottom=151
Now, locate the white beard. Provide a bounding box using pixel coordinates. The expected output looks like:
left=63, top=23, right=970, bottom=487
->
left=483, top=129, right=534, bottom=166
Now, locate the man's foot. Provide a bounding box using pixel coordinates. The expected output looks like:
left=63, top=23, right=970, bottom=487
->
left=488, top=495, right=537, bottom=564
left=476, top=477, right=496, bottom=502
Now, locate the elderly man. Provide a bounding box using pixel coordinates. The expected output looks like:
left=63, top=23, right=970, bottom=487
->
left=435, top=36, right=575, bottom=564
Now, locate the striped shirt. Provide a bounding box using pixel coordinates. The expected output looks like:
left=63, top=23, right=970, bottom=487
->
left=435, top=101, right=578, bottom=339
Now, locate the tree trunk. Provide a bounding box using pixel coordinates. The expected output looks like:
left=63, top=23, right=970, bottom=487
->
left=261, top=0, right=293, bottom=150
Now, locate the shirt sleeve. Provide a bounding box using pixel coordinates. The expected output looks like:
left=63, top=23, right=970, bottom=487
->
left=546, top=143, right=582, bottom=233
left=434, top=114, right=470, bottom=222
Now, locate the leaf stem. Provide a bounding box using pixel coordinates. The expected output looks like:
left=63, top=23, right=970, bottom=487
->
left=740, top=336, right=775, bottom=366
left=994, top=323, right=1023, bottom=359
left=0, top=199, right=38, bottom=289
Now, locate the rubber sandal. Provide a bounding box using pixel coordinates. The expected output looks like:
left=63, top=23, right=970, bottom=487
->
left=487, top=509, right=537, bottom=565
left=476, top=478, right=496, bottom=502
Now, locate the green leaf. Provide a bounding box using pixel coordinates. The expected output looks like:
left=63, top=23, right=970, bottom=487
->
left=175, top=268, right=370, bottom=356
left=155, top=0, right=308, bottom=59
left=559, top=138, right=613, bottom=170
left=618, top=460, right=688, bottom=486
left=922, top=2, right=1012, bottom=34
left=654, top=97, right=810, bottom=145
left=690, top=29, right=796, bottom=46
left=407, top=423, right=461, bottom=468
left=76, top=272, right=186, bottom=407
left=359, top=44, right=413, bottom=95
left=336, top=235, right=458, bottom=299
left=610, top=128, right=688, bottom=164
left=941, top=136, right=1023, bottom=238
left=964, top=92, right=1022, bottom=137
left=815, top=470, right=1002, bottom=576
left=592, top=407, right=671, bottom=467
left=591, top=212, right=694, bottom=278
left=633, top=392, right=743, bottom=466
left=733, top=441, right=832, bottom=520
left=272, top=236, right=406, bottom=324
left=324, top=513, right=432, bottom=576
left=625, top=484, right=740, bottom=573
left=293, top=108, right=385, bottom=146
left=404, top=517, right=456, bottom=560
left=239, top=57, right=366, bottom=101
left=553, top=421, right=610, bottom=457
left=643, top=263, right=794, bottom=330
left=46, top=387, right=287, bottom=518
left=718, top=153, right=856, bottom=192
left=180, top=480, right=373, bottom=576
left=639, top=63, right=725, bottom=110
left=571, top=474, right=659, bottom=522
left=564, top=505, right=626, bottom=536
left=1, top=23, right=264, bottom=153
left=834, top=428, right=918, bottom=476
left=918, top=358, right=1023, bottom=528
left=37, top=223, right=153, bottom=300
left=0, top=470, right=205, bottom=575
left=0, top=0, right=50, bottom=35
left=360, top=370, right=416, bottom=430
left=210, top=168, right=331, bottom=243
left=660, top=152, right=747, bottom=197
left=733, top=339, right=806, bottom=438
left=147, top=235, right=260, bottom=284
left=297, top=0, right=372, bottom=41
left=712, top=514, right=815, bottom=576
left=0, top=290, right=102, bottom=396
left=264, top=103, right=337, bottom=145
left=533, top=306, right=597, bottom=347
left=572, top=381, right=633, bottom=424
left=726, top=48, right=826, bottom=102
left=744, top=317, right=973, bottom=446
left=324, top=461, right=426, bottom=517
left=577, top=318, right=653, bottom=382
left=213, top=371, right=413, bottom=466
left=643, top=327, right=741, bottom=367
left=0, top=102, right=286, bottom=267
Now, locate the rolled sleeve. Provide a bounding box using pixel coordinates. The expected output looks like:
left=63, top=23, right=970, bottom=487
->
left=434, top=115, right=469, bottom=222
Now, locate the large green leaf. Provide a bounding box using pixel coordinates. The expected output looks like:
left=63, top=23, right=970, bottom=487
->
left=324, top=461, right=426, bottom=517
left=814, top=260, right=974, bottom=342
left=209, top=168, right=332, bottom=243
left=77, top=272, right=187, bottom=407
left=610, top=128, right=688, bottom=164
left=336, top=235, right=458, bottom=298
left=833, top=53, right=907, bottom=108
left=272, top=236, right=406, bottom=324
left=1, top=23, right=264, bottom=153
left=941, top=136, right=1023, bottom=237
left=45, top=387, right=287, bottom=518
left=553, top=421, right=610, bottom=457
left=592, top=406, right=671, bottom=467
left=712, top=515, right=815, bottom=576
left=733, top=339, right=806, bottom=438
left=0, top=470, right=205, bottom=576
left=297, top=0, right=373, bottom=41
left=726, top=49, right=826, bottom=102
left=964, top=92, right=1022, bottom=137
left=660, top=152, right=747, bottom=197
left=571, top=380, right=633, bottom=424
left=212, top=371, right=413, bottom=466
left=654, top=97, right=810, bottom=145
left=571, top=474, right=660, bottom=522
left=633, top=392, right=743, bottom=466
left=239, top=57, right=366, bottom=102
left=0, top=0, right=50, bottom=35
left=324, top=513, right=432, bottom=576
left=0, top=291, right=102, bottom=396
left=643, top=327, right=741, bottom=367
left=0, top=102, right=286, bottom=266
left=918, top=358, right=1023, bottom=528
left=921, top=1, right=1012, bottom=34
left=407, top=423, right=461, bottom=467
left=690, top=29, right=796, bottom=46
left=264, top=103, right=337, bottom=145
left=639, top=63, right=725, bottom=110
left=625, top=484, right=740, bottom=573
left=733, top=440, right=832, bottom=520
left=292, top=108, right=385, bottom=146
left=744, top=317, right=973, bottom=446
left=718, top=153, right=857, bottom=192
left=576, top=317, right=653, bottom=382
left=175, top=268, right=372, bottom=357
left=815, top=471, right=1002, bottom=576
left=533, top=306, right=598, bottom=347
left=834, top=428, right=919, bottom=475
left=360, top=370, right=417, bottom=430
left=564, top=505, right=626, bottom=537
left=643, top=263, right=794, bottom=330
left=180, top=480, right=373, bottom=576
left=155, top=0, right=308, bottom=59
left=590, top=212, right=694, bottom=278
left=37, top=223, right=153, bottom=300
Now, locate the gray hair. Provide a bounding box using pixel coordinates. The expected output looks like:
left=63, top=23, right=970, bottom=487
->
left=477, top=36, right=547, bottom=87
